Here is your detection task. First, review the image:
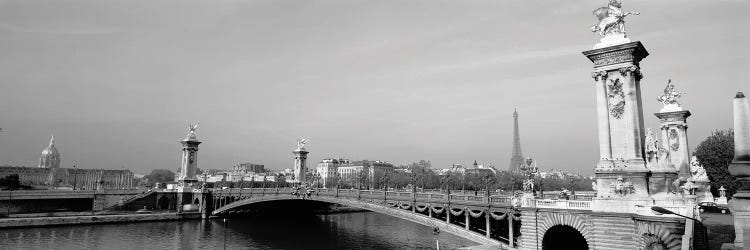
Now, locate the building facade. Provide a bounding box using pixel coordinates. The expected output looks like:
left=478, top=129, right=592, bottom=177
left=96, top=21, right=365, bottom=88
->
left=336, top=160, right=394, bottom=189
left=0, top=136, right=135, bottom=190
left=316, top=158, right=350, bottom=187
left=232, top=163, right=265, bottom=174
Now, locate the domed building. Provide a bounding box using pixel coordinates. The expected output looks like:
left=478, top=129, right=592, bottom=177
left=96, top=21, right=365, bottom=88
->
left=39, top=136, right=61, bottom=168
left=0, top=136, right=135, bottom=189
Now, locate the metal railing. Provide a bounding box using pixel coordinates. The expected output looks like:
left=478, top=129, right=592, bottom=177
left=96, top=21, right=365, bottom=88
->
left=210, top=188, right=601, bottom=212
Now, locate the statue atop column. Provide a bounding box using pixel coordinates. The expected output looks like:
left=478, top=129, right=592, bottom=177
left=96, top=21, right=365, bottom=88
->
left=657, top=79, right=684, bottom=111
left=185, top=124, right=198, bottom=141
left=591, top=0, right=640, bottom=37
left=296, top=138, right=309, bottom=149
left=590, top=0, right=640, bottom=48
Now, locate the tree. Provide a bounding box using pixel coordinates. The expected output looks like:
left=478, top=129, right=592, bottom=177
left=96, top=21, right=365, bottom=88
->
left=0, top=174, right=21, bottom=190
left=694, top=129, right=739, bottom=197
left=144, top=169, right=175, bottom=187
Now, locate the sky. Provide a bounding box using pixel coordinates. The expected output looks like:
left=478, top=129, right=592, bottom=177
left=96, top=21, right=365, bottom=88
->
left=0, top=0, right=748, bottom=175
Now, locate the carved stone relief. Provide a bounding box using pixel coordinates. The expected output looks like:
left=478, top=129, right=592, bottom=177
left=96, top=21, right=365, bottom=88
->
left=607, top=78, right=626, bottom=119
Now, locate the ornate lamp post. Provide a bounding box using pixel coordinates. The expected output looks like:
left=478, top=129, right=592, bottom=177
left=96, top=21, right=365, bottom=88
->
left=483, top=173, right=493, bottom=197
left=72, top=164, right=78, bottom=191
left=519, top=157, right=539, bottom=195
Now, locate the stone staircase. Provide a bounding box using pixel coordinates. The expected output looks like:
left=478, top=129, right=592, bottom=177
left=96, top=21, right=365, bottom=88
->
left=105, top=191, right=156, bottom=210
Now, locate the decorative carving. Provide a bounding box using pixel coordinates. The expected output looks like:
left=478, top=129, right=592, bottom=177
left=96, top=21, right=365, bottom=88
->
left=590, top=0, right=640, bottom=37
left=591, top=71, right=608, bottom=81
left=607, top=78, right=626, bottom=119
left=658, top=147, right=671, bottom=166
left=644, top=128, right=658, bottom=166
left=689, top=156, right=709, bottom=182
left=657, top=79, right=683, bottom=107
left=681, top=179, right=696, bottom=195
left=637, top=222, right=682, bottom=250
left=668, top=129, right=679, bottom=151
left=591, top=49, right=636, bottom=66
left=523, top=179, right=535, bottom=192
left=618, top=65, right=642, bottom=81
left=671, top=178, right=681, bottom=194
left=609, top=176, right=635, bottom=196
left=511, top=193, right=523, bottom=207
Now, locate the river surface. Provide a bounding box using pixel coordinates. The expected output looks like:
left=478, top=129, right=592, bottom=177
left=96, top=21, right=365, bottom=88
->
left=0, top=212, right=476, bottom=249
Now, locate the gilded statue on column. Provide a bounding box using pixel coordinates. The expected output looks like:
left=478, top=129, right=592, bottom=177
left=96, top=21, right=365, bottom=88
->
left=657, top=79, right=683, bottom=107
left=591, top=0, right=640, bottom=37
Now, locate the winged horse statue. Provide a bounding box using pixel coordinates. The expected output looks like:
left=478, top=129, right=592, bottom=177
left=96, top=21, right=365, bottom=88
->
left=591, top=0, right=640, bottom=37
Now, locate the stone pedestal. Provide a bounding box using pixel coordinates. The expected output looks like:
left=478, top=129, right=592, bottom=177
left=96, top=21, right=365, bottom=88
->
left=693, top=180, right=714, bottom=203
left=655, top=110, right=692, bottom=182
left=521, top=192, right=534, bottom=207
left=648, top=171, right=680, bottom=200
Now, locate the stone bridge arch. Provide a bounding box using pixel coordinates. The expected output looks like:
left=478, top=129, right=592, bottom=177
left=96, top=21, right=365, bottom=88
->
left=636, top=222, right=682, bottom=250
left=212, top=195, right=501, bottom=246
left=537, top=213, right=593, bottom=250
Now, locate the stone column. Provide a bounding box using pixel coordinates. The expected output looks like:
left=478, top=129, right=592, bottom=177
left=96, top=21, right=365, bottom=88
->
left=728, top=92, right=750, bottom=249
left=593, top=71, right=613, bottom=160
left=584, top=42, right=653, bottom=213
left=293, top=147, right=309, bottom=184
left=655, top=110, right=692, bottom=178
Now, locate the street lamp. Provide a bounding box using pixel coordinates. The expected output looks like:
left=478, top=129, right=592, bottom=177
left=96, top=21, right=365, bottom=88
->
left=650, top=206, right=708, bottom=248
left=72, top=164, right=78, bottom=191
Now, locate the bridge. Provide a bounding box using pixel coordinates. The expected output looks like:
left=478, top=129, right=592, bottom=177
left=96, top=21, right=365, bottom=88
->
left=209, top=187, right=520, bottom=247
left=132, top=187, right=691, bottom=250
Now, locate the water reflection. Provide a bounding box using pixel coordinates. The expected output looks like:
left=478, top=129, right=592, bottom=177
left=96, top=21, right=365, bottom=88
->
left=0, top=212, right=475, bottom=249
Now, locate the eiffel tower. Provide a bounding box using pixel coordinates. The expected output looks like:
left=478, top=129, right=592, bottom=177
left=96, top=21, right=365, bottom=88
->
left=509, top=109, right=524, bottom=172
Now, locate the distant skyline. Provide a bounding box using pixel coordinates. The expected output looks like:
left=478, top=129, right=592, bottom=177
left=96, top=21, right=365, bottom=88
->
left=0, top=0, right=748, bottom=175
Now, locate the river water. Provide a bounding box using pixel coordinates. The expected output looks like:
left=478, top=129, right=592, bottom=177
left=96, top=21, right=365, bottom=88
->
left=0, top=212, right=476, bottom=249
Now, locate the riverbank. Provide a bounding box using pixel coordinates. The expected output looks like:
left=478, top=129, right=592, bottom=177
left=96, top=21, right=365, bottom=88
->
left=0, top=212, right=201, bottom=229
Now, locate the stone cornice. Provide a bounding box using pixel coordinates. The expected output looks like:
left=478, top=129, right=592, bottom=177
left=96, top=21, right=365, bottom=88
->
left=582, top=41, right=649, bottom=68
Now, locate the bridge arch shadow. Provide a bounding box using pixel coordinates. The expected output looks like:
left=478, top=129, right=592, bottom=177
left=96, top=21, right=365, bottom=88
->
left=542, top=225, right=588, bottom=250
left=537, top=213, right=593, bottom=250
left=212, top=195, right=502, bottom=246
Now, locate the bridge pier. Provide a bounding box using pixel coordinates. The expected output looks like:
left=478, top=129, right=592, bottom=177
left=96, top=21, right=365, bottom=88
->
left=465, top=209, right=470, bottom=230
left=486, top=212, right=490, bottom=238
left=446, top=206, right=450, bottom=223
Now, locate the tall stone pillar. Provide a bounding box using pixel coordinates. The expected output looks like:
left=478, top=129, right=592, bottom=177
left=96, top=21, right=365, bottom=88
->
left=178, top=124, right=201, bottom=187
left=728, top=92, right=750, bottom=249
left=293, top=140, right=309, bottom=184
left=584, top=41, right=652, bottom=213
left=655, top=108, right=692, bottom=180
left=650, top=91, right=690, bottom=199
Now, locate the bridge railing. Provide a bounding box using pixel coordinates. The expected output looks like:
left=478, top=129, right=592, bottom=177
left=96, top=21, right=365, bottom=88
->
left=532, top=199, right=592, bottom=210
left=210, top=188, right=605, bottom=212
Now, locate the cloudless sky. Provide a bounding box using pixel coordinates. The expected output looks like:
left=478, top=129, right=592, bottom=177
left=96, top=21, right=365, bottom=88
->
left=0, top=0, right=748, bottom=175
